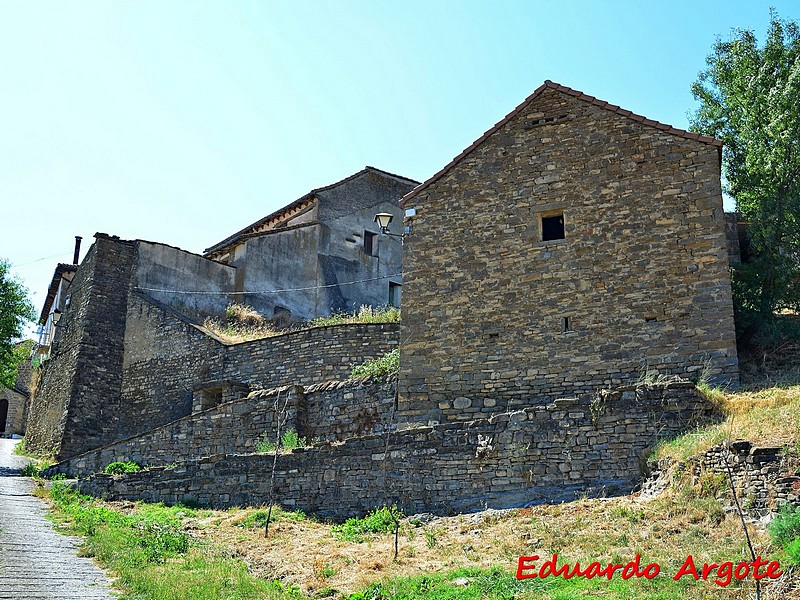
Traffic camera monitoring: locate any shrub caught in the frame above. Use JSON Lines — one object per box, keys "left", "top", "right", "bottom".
{"left": 351, "top": 349, "right": 400, "bottom": 379}
{"left": 769, "top": 503, "right": 800, "bottom": 564}
{"left": 237, "top": 508, "right": 306, "bottom": 528}
{"left": 332, "top": 506, "right": 400, "bottom": 542}
{"left": 104, "top": 461, "right": 142, "bottom": 475}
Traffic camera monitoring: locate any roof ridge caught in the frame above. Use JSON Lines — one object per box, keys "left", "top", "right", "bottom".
{"left": 402, "top": 80, "right": 721, "bottom": 204}
{"left": 205, "top": 167, "right": 418, "bottom": 256}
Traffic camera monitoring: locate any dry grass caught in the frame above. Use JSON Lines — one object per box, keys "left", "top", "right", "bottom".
{"left": 203, "top": 304, "right": 400, "bottom": 344}
{"left": 652, "top": 341, "right": 800, "bottom": 463}
{"left": 148, "top": 486, "right": 793, "bottom": 599}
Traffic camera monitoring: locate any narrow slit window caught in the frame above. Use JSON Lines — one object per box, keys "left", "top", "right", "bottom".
{"left": 542, "top": 213, "right": 565, "bottom": 241}
{"left": 563, "top": 316, "right": 571, "bottom": 332}
{"left": 364, "top": 231, "right": 377, "bottom": 256}
{"left": 389, "top": 282, "right": 402, "bottom": 308}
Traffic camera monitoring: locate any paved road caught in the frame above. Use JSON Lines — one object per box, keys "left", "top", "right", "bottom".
{"left": 0, "top": 439, "right": 116, "bottom": 599}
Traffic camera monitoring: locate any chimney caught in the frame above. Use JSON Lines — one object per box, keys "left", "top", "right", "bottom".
{"left": 73, "top": 236, "right": 82, "bottom": 265}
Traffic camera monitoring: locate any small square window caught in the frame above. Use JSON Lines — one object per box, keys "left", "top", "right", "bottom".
{"left": 364, "top": 231, "right": 377, "bottom": 256}
{"left": 541, "top": 213, "right": 565, "bottom": 241}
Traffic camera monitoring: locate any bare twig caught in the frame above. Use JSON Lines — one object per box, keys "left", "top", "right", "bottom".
{"left": 721, "top": 442, "right": 761, "bottom": 600}
{"left": 265, "top": 388, "right": 291, "bottom": 538}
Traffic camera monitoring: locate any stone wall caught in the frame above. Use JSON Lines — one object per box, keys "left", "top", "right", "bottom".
{"left": 399, "top": 85, "right": 739, "bottom": 427}
{"left": 1, "top": 354, "right": 33, "bottom": 436}
{"left": 47, "top": 378, "right": 397, "bottom": 478}
{"left": 644, "top": 440, "right": 800, "bottom": 517}
{"left": 76, "top": 381, "right": 718, "bottom": 519}
{"left": 222, "top": 323, "right": 399, "bottom": 390}
{"left": 28, "top": 230, "right": 399, "bottom": 459}
{"left": 134, "top": 240, "right": 237, "bottom": 321}
{"left": 0, "top": 389, "right": 27, "bottom": 437}
{"left": 26, "top": 235, "right": 136, "bottom": 457}
{"left": 119, "top": 292, "right": 225, "bottom": 441}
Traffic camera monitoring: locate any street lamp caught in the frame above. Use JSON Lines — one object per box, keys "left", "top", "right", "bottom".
{"left": 373, "top": 213, "right": 405, "bottom": 240}
{"left": 52, "top": 309, "right": 62, "bottom": 326}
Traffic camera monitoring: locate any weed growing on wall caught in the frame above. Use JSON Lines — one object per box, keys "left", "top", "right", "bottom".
{"left": 309, "top": 305, "right": 400, "bottom": 328}
{"left": 351, "top": 349, "right": 399, "bottom": 379}
{"left": 204, "top": 303, "right": 399, "bottom": 343}
{"left": 104, "top": 461, "right": 142, "bottom": 475}
{"left": 256, "top": 428, "right": 307, "bottom": 453}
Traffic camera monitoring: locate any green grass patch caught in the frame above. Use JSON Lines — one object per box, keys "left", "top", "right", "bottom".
{"left": 332, "top": 506, "right": 400, "bottom": 542}
{"left": 649, "top": 383, "right": 800, "bottom": 463}
{"left": 769, "top": 504, "right": 800, "bottom": 565}
{"left": 13, "top": 437, "right": 55, "bottom": 465}
{"left": 45, "top": 481, "right": 307, "bottom": 600}
{"left": 347, "top": 564, "right": 711, "bottom": 600}
{"left": 309, "top": 305, "right": 400, "bottom": 328}
{"left": 237, "top": 507, "right": 307, "bottom": 529}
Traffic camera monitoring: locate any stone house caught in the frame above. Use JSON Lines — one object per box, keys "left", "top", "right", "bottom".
{"left": 25, "top": 166, "right": 414, "bottom": 458}
{"left": 203, "top": 166, "right": 418, "bottom": 320}
{"left": 398, "top": 80, "right": 739, "bottom": 426}
{"left": 1, "top": 344, "right": 33, "bottom": 437}
{"left": 26, "top": 82, "right": 751, "bottom": 518}
{"left": 35, "top": 262, "right": 78, "bottom": 360}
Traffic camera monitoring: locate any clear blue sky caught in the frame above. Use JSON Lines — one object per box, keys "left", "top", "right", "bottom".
{"left": 3, "top": 0, "right": 797, "bottom": 333}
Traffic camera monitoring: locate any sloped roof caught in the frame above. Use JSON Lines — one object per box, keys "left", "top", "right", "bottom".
{"left": 204, "top": 166, "right": 419, "bottom": 256}
{"left": 402, "top": 80, "right": 722, "bottom": 204}
{"left": 38, "top": 263, "right": 77, "bottom": 324}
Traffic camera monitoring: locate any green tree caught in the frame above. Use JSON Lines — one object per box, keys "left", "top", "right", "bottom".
{"left": 0, "top": 259, "right": 35, "bottom": 388}
{"left": 690, "top": 11, "right": 800, "bottom": 343}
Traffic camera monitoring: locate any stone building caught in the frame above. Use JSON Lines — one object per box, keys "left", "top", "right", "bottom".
{"left": 35, "top": 263, "right": 77, "bottom": 360}
{"left": 204, "top": 166, "right": 418, "bottom": 319}
{"left": 1, "top": 344, "right": 32, "bottom": 437}
{"left": 398, "top": 80, "right": 739, "bottom": 426}
{"left": 27, "top": 82, "right": 749, "bottom": 518}
{"left": 26, "top": 165, "right": 414, "bottom": 459}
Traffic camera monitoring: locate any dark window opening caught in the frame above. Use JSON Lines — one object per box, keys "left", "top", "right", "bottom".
{"left": 563, "top": 316, "right": 571, "bottom": 332}
{"left": 645, "top": 317, "right": 657, "bottom": 323}
{"left": 0, "top": 399, "right": 8, "bottom": 433}
{"left": 364, "top": 231, "right": 377, "bottom": 256}
{"left": 273, "top": 306, "right": 292, "bottom": 327}
{"left": 389, "top": 282, "right": 402, "bottom": 308}
{"left": 198, "top": 388, "right": 223, "bottom": 412}
{"left": 542, "top": 214, "right": 565, "bottom": 241}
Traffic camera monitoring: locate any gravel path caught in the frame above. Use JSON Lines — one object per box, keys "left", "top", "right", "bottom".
{"left": 0, "top": 438, "right": 116, "bottom": 599}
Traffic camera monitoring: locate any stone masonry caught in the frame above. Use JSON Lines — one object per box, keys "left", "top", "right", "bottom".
{"left": 645, "top": 440, "right": 800, "bottom": 517}
{"left": 46, "top": 378, "right": 397, "bottom": 479}
{"left": 75, "top": 380, "right": 719, "bottom": 518}
{"left": 30, "top": 83, "right": 746, "bottom": 521}
{"left": 27, "top": 234, "right": 399, "bottom": 460}
{"left": 399, "top": 81, "right": 739, "bottom": 427}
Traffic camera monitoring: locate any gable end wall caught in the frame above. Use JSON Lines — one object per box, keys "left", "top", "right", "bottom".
{"left": 399, "top": 87, "right": 738, "bottom": 425}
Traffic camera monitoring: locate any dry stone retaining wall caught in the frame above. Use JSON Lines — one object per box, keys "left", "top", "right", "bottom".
{"left": 46, "top": 379, "right": 397, "bottom": 478}
{"left": 27, "top": 231, "right": 400, "bottom": 460}
{"left": 76, "top": 381, "right": 719, "bottom": 519}
{"left": 673, "top": 440, "right": 798, "bottom": 516}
